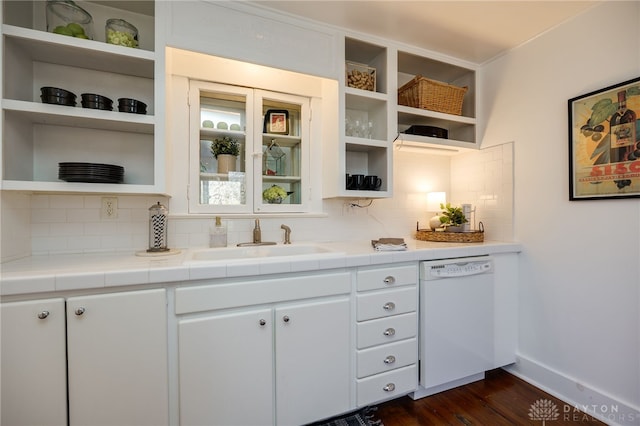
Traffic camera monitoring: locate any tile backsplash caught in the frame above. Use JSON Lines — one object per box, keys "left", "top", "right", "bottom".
{"left": 1, "top": 143, "right": 514, "bottom": 262}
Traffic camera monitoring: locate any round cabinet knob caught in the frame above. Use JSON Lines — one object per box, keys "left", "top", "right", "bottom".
{"left": 383, "top": 355, "right": 396, "bottom": 364}
{"left": 37, "top": 311, "right": 50, "bottom": 320}
{"left": 282, "top": 315, "right": 290, "bottom": 323}
{"left": 383, "top": 276, "right": 396, "bottom": 285}
{"left": 383, "top": 302, "right": 395, "bottom": 311}
{"left": 74, "top": 307, "right": 85, "bottom": 316}
{"left": 259, "top": 319, "right": 266, "bottom": 326}
{"left": 383, "top": 327, "right": 396, "bottom": 336}
{"left": 383, "top": 383, "right": 396, "bottom": 392}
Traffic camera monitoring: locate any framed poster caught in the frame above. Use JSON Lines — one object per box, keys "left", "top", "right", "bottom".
{"left": 568, "top": 76, "right": 640, "bottom": 200}
{"left": 263, "top": 109, "right": 289, "bottom": 135}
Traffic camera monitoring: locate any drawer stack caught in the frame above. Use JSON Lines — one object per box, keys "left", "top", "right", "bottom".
{"left": 355, "top": 264, "right": 418, "bottom": 406}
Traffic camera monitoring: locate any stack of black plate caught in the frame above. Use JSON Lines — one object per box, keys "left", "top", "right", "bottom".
{"left": 58, "top": 162, "right": 124, "bottom": 183}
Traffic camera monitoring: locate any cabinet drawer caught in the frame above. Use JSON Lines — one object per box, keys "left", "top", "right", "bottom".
{"left": 357, "top": 265, "right": 417, "bottom": 291}
{"left": 356, "top": 286, "right": 416, "bottom": 321}
{"left": 356, "top": 365, "right": 417, "bottom": 407}
{"left": 357, "top": 338, "right": 417, "bottom": 378}
{"left": 357, "top": 312, "right": 417, "bottom": 349}
{"left": 175, "top": 272, "right": 350, "bottom": 314}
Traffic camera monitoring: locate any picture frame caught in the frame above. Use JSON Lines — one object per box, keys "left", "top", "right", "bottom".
{"left": 568, "top": 76, "right": 640, "bottom": 200}
{"left": 263, "top": 109, "right": 289, "bottom": 135}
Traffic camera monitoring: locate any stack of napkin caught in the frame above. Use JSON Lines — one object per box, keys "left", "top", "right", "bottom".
{"left": 371, "top": 238, "right": 407, "bottom": 251}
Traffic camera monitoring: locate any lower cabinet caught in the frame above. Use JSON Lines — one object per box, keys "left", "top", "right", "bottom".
{"left": 1, "top": 289, "right": 169, "bottom": 426}
{"left": 355, "top": 264, "right": 419, "bottom": 407}
{"left": 176, "top": 273, "right": 352, "bottom": 426}
{"left": 1, "top": 298, "right": 67, "bottom": 426}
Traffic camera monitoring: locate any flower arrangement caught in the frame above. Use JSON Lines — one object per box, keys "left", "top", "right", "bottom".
{"left": 211, "top": 136, "right": 240, "bottom": 158}
{"left": 262, "top": 185, "right": 288, "bottom": 203}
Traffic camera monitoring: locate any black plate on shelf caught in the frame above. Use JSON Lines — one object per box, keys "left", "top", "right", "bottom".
{"left": 58, "top": 162, "right": 124, "bottom": 184}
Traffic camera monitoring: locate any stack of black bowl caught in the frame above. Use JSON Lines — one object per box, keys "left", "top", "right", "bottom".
{"left": 40, "top": 87, "right": 76, "bottom": 106}
{"left": 118, "top": 98, "right": 147, "bottom": 114}
{"left": 81, "top": 93, "right": 113, "bottom": 110}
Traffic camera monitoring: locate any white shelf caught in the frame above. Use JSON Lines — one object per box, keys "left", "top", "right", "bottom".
{"left": 3, "top": 99, "right": 154, "bottom": 134}
{"left": 396, "top": 105, "right": 476, "bottom": 126}
{"left": 2, "top": 25, "right": 155, "bottom": 78}
{"left": 1, "top": 180, "right": 161, "bottom": 195}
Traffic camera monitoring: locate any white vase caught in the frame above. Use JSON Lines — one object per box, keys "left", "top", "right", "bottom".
{"left": 217, "top": 154, "right": 237, "bottom": 174}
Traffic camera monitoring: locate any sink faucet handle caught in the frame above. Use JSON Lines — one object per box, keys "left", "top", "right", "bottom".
{"left": 253, "top": 219, "right": 261, "bottom": 243}
{"left": 281, "top": 224, "right": 291, "bottom": 244}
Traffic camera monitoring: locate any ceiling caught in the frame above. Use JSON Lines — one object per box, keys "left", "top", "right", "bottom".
{"left": 254, "top": 1, "right": 599, "bottom": 64}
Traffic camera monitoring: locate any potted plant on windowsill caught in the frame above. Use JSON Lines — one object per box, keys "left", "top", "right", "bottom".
{"left": 211, "top": 136, "right": 240, "bottom": 174}
{"left": 439, "top": 203, "right": 468, "bottom": 232}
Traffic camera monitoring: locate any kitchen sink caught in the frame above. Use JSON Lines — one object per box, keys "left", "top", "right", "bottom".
{"left": 187, "top": 244, "right": 339, "bottom": 262}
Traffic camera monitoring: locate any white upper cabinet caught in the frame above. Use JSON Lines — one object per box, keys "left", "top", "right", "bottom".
{"left": 188, "top": 81, "right": 311, "bottom": 214}
{"left": 1, "top": 1, "right": 163, "bottom": 194}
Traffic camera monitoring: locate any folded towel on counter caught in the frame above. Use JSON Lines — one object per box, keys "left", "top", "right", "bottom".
{"left": 371, "top": 238, "right": 407, "bottom": 251}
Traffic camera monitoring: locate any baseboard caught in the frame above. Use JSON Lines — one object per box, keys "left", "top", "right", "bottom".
{"left": 504, "top": 354, "right": 640, "bottom": 426}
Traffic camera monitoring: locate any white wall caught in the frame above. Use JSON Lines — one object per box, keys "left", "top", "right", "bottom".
{"left": 480, "top": 2, "right": 640, "bottom": 424}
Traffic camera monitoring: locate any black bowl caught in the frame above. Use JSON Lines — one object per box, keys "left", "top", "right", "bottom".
{"left": 81, "top": 93, "right": 113, "bottom": 110}
{"left": 40, "top": 86, "right": 76, "bottom": 106}
{"left": 117, "top": 98, "right": 147, "bottom": 114}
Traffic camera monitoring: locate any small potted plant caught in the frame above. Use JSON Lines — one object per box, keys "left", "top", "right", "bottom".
{"left": 439, "top": 203, "right": 468, "bottom": 232}
{"left": 211, "top": 136, "right": 240, "bottom": 174}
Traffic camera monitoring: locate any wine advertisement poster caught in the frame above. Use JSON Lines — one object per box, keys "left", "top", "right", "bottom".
{"left": 569, "top": 77, "right": 640, "bottom": 200}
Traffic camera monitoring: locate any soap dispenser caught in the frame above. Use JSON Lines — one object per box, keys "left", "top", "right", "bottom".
{"left": 209, "top": 216, "right": 227, "bottom": 248}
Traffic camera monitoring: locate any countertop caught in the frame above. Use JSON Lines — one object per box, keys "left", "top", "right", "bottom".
{"left": 0, "top": 239, "right": 521, "bottom": 297}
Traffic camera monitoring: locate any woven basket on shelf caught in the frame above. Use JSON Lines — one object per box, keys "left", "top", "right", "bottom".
{"left": 415, "top": 223, "right": 484, "bottom": 243}
{"left": 398, "top": 75, "right": 468, "bottom": 116}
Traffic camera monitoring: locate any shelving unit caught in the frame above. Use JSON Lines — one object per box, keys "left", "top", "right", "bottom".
{"left": 1, "top": 1, "right": 160, "bottom": 194}
{"left": 395, "top": 50, "right": 477, "bottom": 151}
{"left": 324, "top": 35, "right": 478, "bottom": 199}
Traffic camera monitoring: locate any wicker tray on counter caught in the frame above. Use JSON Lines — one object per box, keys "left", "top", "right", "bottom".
{"left": 415, "top": 223, "right": 484, "bottom": 243}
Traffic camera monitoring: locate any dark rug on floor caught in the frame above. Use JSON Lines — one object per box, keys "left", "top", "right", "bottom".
{"left": 307, "top": 407, "right": 383, "bottom": 426}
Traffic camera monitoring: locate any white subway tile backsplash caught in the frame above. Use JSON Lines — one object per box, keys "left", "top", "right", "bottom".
{"left": 2, "top": 144, "right": 514, "bottom": 260}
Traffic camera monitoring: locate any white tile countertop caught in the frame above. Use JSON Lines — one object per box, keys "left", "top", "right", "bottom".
{"left": 0, "top": 239, "right": 521, "bottom": 296}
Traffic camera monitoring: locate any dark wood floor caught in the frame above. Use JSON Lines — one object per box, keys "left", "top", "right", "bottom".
{"left": 374, "top": 369, "right": 606, "bottom": 425}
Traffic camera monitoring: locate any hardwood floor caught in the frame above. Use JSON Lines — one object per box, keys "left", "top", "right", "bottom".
{"left": 374, "top": 369, "right": 606, "bottom": 425}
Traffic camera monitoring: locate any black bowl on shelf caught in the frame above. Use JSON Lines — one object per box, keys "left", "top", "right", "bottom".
{"left": 40, "top": 86, "right": 77, "bottom": 106}
{"left": 117, "top": 98, "right": 147, "bottom": 114}
{"left": 81, "top": 93, "right": 113, "bottom": 111}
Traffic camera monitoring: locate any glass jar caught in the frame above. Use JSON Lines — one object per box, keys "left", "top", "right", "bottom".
{"left": 46, "top": 0, "right": 93, "bottom": 40}
{"left": 105, "top": 18, "right": 139, "bottom": 48}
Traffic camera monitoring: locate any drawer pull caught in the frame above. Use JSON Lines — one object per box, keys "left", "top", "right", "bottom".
{"left": 74, "top": 307, "right": 85, "bottom": 316}
{"left": 383, "top": 355, "right": 396, "bottom": 364}
{"left": 383, "top": 302, "right": 395, "bottom": 311}
{"left": 259, "top": 319, "right": 266, "bottom": 326}
{"left": 383, "top": 383, "right": 396, "bottom": 392}
{"left": 283, "top": 315, "right": 290, "bottom": 323}
{"left": 37, "top": 311, "right": 50, "bottom": 320}
{"left": 383, "top": 327, "right": 395, "bottom": 336}
{"left": 383, "top": 276, "right": 396, "bottom": 285}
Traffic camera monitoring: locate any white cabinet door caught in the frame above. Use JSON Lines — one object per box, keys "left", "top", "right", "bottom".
{"left": 1, "top": 298, "right": 67, "bottom": 426}
{"left": 178, "top": 308, "right": 274, "bottom": 426}
{"left": 275, "top": 297, "right": 351, "bottom": 426}
{"left": 66, "top": 289, "right": 168, "bottom": 426}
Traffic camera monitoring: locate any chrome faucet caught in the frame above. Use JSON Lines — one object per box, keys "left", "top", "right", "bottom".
{"left": 281, "top": 224, "right": 291, "bottom": 244}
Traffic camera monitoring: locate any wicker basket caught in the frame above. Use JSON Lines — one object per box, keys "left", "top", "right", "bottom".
{"left": 415, "top": 228, "right": 484, "bottom": 243}
{"left": 398, "top": 75, "right": 468, "bottom": 116}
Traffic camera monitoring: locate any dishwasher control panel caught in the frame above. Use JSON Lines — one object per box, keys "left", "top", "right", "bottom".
{"left": 421, "top": 256, "right": 493, "bottom": 280}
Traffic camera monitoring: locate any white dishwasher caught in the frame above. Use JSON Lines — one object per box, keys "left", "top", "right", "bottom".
{"left": 411, "top": 255, "right": 495, "bottom": 400}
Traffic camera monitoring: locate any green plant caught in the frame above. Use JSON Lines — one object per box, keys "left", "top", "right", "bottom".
{"left": 211, "top": 136, "right": 240, "bottom": 158}
{"left": 439, "top": 203, "right": 468, "bottom": 227}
